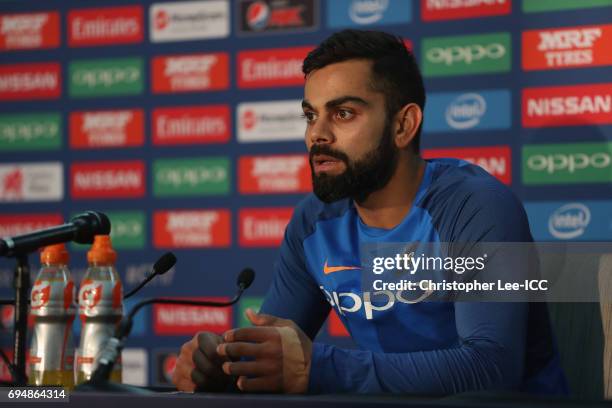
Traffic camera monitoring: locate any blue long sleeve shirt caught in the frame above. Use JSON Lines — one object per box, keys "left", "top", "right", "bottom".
{"left": 260, "top": 159, "right": 568, "bottom": 395}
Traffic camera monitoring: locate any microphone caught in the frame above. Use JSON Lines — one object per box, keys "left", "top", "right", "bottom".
{"left": 0, "top": 211, "right": 111, "bottom": 257}
{"left": 124, "top": 252, "right": 177, "bottom": 299}
{"left": 85, "top": 268, "right": 256, "bottom": 386}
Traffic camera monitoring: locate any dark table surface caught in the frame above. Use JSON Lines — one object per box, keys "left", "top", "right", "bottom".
{"left": 5, "top": 385, "right": 612, "bottom": 408}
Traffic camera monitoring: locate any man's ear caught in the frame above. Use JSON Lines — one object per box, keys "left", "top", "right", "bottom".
{"left": 394, "top": 103, "right": 422, "bottom": 149}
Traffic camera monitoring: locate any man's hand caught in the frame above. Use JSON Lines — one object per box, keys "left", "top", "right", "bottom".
{"left": 217, "top": 309, "right": 312, "bottom": 393}
{"left": 172, "top": 331, "right": 232, "bottom": 392}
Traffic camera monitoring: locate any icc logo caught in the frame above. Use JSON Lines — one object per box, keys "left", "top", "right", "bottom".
{"left": 154, "top": 10, "right": 169, "bottom": 30}
{"left": 242, "top": 110, "right": 257, "bottom": 130}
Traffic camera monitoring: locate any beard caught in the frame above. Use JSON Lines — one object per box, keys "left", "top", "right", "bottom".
{"left": 309, "top": 119, "right": 399, "bottom": 204}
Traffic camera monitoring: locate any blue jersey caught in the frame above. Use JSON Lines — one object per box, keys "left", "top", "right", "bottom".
{"left": 261, "top": 158, "right": 568, "bottom": 395}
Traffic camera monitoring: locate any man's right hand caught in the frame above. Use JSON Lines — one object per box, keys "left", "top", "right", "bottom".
{"left": 172, "top": 332, "right": 232, "bottom": 392}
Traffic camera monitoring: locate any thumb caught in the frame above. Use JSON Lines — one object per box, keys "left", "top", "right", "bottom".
{"left": 246, "top": 308, "right": 289, "bottom": 327}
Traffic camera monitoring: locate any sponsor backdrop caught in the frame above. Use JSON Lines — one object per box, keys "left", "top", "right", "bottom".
{"left": 0, "top": 0, "right": 611, "bottom": 385}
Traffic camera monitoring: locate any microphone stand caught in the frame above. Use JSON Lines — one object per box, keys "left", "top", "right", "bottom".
{"left": 12, "top": 253, "right": 30, "bottom": 385}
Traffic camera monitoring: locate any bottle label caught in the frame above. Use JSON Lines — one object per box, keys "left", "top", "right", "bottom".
{"left": 30, "top": 278, "right": 76, "bottom": 316}
{"left": 78, "top": 279, "right": 123, "bottom": 317}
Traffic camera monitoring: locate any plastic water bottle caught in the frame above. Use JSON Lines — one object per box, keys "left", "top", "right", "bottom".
{"left": 28, "top": 243, "right": 76, "bottom": 388}
{"left": 75, "top": 235, "right": 123, "bottom": 384}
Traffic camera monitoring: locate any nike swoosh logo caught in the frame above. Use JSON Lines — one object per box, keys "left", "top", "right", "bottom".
{"left": 323, "top": 260, "right": 360, "bottom": 275}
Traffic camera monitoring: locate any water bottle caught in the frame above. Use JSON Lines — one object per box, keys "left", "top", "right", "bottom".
{"left": 75, "top": 235, "right": 123, "bottom": 384}
{"left": 28, "top": 243, "right": 76, "bottom": 388}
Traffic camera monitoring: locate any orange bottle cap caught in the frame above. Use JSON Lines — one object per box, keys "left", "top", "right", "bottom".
{"left": 40, "top": 243, "right": 69, "bottom": 265}
{"left": 87, "top": 235, "right": 116, "bottom": 265}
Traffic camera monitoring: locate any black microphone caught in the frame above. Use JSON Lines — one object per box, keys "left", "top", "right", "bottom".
{"left": 0, "top": 211, "right": 111, "bottom": 257}
{"left": 124, "top": 252, "right": 177, "bottom": 299}
{"left": 85, "top": 268, "right": 256, "bottom": 386}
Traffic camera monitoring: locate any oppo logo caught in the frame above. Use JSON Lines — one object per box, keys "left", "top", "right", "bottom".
{"left": 321, "top": 286, "right": 431, "bottom": 320}
{"left": 157, "top": 166, "right": 227, "bottom": 187}
{"left": 113, "top": 219, "right": 142, "bottom": 238}
{"left": 527, "top": 152, "right": 610, "bottom": 174}
{"left": 427, "top": 43, "right": 505, "bottom": 65}
{"left": 445, "top": 93, "right": 486, "bottom": 129}
{"left": 548, "top": 203, "right": 590, "bottom": 240}
{"left": 349, "top": 0, "right": 389, "bottom": 24}
{"left": 74, "top": 67, "right": 140, "bottom": 87}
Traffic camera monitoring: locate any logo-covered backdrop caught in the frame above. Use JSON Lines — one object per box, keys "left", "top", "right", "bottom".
{"left": 0, "top": 0, "right": 611, "bottom": 385}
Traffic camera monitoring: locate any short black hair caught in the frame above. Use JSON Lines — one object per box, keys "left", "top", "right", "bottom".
{"left": 303, "top": 29, "right": 426, "bottom": 153}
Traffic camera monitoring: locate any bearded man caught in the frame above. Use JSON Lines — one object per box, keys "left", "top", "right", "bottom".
{"left": 172, "top": 29, "right": 568, "bottom": 396}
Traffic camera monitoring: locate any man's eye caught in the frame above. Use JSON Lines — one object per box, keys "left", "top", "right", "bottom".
{"left": 301, "top": 112, "right": 316, "bottom": 122}
{"left": 335, "top": 110, "right": 354, "bottom": 120}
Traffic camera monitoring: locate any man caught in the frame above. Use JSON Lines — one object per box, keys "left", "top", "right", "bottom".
{"left": 172, "top": 29, "right": 568, "bottom": 395}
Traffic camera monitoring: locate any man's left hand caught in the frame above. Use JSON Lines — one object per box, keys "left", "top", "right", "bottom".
{"left": 217, "top": 309, "right": 312, "bottom": 393}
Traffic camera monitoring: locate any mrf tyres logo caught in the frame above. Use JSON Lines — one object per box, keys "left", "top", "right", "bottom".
{"left": 151, "top": 0, "right": 229, "bottom": 42}
{"left": 69, "top": 57, "right": 143, "bottom": 98}
{"left": 153, "top": 210, "right": 231, "bottom": 248}
{"left": 152, "top": 53, "right": 229, "bottom": 93}
{"left": 0, "top": 163, "right": 63, "bottom": 202}
{"left": 238, "top": 0, "right": 318, "bottom": 34}
{"left": 522, "top": 142, "right": 612, "bottom": 184}
{"left": 239, "top": 154, "right": 311, "bottom": 194}
{"left": 422, "top": 32, "right": 511, "bottom": 77}
{"left": 421, "top": 0, "right": 511, "bottom": 21}
{"left": 0, "top": 11, "right": 60, "bottom": 50}
{"left": 0, "top": 113, "right": 61, "bottom": 151}
{"left": 71, "top": 161, "right": 145, "bottom": 199}
{"left": 152, "top": 105, "right": 230, "bottom": 145}
{"left": 70, "top": 109, "right": 144, "bottom": 149}
{"left": 0, "top": 63, "right": 61, "bottom": 101}
{"left": 522, "top": 83, "right": 612, "bottom": 127}
{"left": 523, "top": 24, "right": 612, "bottom": 71}
{"left": 153, "top": 157, "right": 230, "bottom": 197}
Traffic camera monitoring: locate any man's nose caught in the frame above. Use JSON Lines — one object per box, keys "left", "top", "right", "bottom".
{"left": 307, "top": 116, "right": 334, "bottom": 146}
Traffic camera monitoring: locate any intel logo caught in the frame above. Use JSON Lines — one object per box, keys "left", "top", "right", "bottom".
{"left": 445, "top": 93, "right": 486, "bottom": 130}
{"left": 349, "top": 0, "right": 389, "bottom": 25}
{"left": 548, "top": 203, "right": 591, "bottom": 240}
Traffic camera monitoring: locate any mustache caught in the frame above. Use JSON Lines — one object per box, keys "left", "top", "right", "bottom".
{"left": 309, "top": 144, "right": 350, "bottom": 164}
